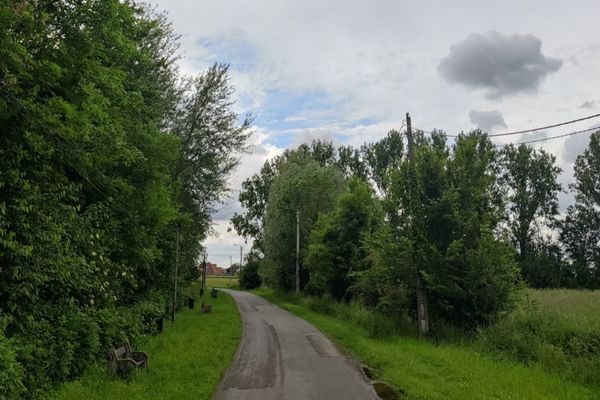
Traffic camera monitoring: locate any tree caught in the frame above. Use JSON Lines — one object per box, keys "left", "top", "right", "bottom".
{"left": 232, "top": 140, "right": 366, "bottom": 252}
{"left": 239, "top": 253, "right": 262, "bottom": 289}
{"left": 261, "top": 158, "right": 345, "bottom": 291}
{"left": 361, "top": 129, "right": 404, "bottom": 195}
{"left": 498, "top": 144, "right": 562, "bottom": 261}
{"left": 174, "top": 63, "right": 252, "bottom": 229}
{"left": 561, "top": 131, "right": 600, "bottom": 289}
{"left": 231, "top": 157, "right": 280, "bottom": 252}
{"left": 363, "top": 132, "right": 522, "bottom": 329}
{"left": 304, "top": 178, "right": 381, "bottom": 300}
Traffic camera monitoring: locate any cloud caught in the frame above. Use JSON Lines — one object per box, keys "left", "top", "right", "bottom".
{"left": 562, "top": 125, "right": 599, "bottom": 163}
{"left": 518, "top": 130, "right": 548, "bottom": 143}
{"left": 580, "top": 100, "right": 597, "bottom": 109}
{"left": 438, "top": 31, "right": 562, "bottom": 99}
{"left": 469, "top": 110, "right": 507, "bottom": 132}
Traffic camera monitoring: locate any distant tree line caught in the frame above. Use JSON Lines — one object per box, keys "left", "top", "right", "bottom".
{"left": 0, "top": 2, "right": 249, "bottom": 398}
{"left": 233, "top": 129, "right": 600, "bottom": 329}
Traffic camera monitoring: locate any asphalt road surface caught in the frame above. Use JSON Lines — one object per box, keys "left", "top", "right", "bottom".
{"left": 213, "top": 290, "right": 379, "bottom": 400}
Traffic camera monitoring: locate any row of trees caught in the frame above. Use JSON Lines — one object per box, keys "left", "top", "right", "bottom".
{"left": 0, "top": 1, "right": 249, "bottom": 398}
{"left": 233, "top": 129, "right": 600, "bottom": 329}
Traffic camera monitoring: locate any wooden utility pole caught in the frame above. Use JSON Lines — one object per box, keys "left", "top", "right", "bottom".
{"left": 202, "top": 251, "right": 207, "bottom": 295}
{"left": 295, "top": 210, "right": 300, "bottom": 294}
{"left": 172, "top": 223, "right": 179, "bottom": 323}
{"left": 406, "top": 112, "right": 430, "bottom": 336}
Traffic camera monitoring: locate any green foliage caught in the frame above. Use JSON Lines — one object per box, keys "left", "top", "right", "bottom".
{"left": 498, "top": 144, "right": 562, "bottom": 261}
{"left": 0, "top": 326, "right": 25, "bottom": 400}
{"left": 351, "top": 228, "right": 414, "bottom": 315}
{"left": 363, "top": 132, "right": 523, "bottom": 329}
{"left": 0, "top": 2, "right": 248, "bottom": 397}
{"left": 239, "top": 254, "right": 262, "bottom": 289}
{"left": 361, "top": 129, "right": 404, "bottom": 195}
{"left": 520, "top": 244, "right": 571, "bottom": 288}
{"left": 430, "top": 234, "right": 522, "bottom": 327}
{"left": 562, "top": 131, "right": 600, "bottom": 289}
{"left": 232, "top": 140, "right": 368, "bottom": 252}
{"left": 305, "top": 178, "right": 382, "bottom": 300}
{"left": 262, "top": 158, "right": 345, "bottom": 291}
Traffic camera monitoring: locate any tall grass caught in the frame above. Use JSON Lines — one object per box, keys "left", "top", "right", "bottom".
{"left": 528, "top": 289, "right": 600, "bottom": 332}
{"left": 477, "top": 289, "right": 600, "bottom": 386}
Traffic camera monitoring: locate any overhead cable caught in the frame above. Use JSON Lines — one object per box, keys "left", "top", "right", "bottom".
{"left": 493, "top": 126, "right": 599, "bottom": 147}
{"left": 411, "top": 112, "right": 600, "bottom": 139}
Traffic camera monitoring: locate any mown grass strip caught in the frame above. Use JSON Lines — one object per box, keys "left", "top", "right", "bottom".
{"left": 254, "top": 288, "right": 599, "bottom": 400}
{"left": 51, "top": 290, "right": 241, "bottom": 400}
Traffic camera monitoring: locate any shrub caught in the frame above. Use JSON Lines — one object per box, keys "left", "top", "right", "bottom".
{"left": 239, "top": 257, "right": 262, "bottom": 289}
{"left": 132, "top": 291, "right": 169, "bottom": 335}
{"left": 0, "top": 327, "right": 25, "bottom": 400}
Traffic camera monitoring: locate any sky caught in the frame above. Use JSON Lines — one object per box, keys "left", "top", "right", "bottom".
{"left": 152, "top": 0, "right": 600, "bottom": 267}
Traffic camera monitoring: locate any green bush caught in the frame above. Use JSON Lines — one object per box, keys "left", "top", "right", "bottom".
{"left": 0, "top": 327, "right": 25, "bottom": 400}
{"left": 132, "top": 291, "right": 169, "bottom": 335}
{"left": 2, "top": 293, "right": 169, "bottom": 399}
{"left": 11, "top": 306, "right": 103, "bottom": 395}
{"left": 239, "top": 257, "right": 262, "bottom": 289}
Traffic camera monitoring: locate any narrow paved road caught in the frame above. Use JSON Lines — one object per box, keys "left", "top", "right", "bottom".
{"left": 214, "top": 290, "right": 379, "bottom": 400}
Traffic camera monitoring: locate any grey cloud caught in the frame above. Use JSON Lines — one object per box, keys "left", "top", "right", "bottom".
{"left": 557, "top": 167, "right": 575, "bottom": 211}
{"left": 249, "top": 143, "right": 269, "bottom": 155}
{"left": 292, "top": 128, "right": 337, "bottom": 147}
{"left": 439, "top": 31, "right": 562, "bottom": 99}
{"left": 469, "top": 109, "right": 507, "bottom": 132}
{"left": 562, "top": 125, "right": 599, "bottom": 163}
{"left": 519, "top": 130, "right": 548, "bottom": 143}
{"left": 211, "top": 198, "right": 244, "bottom": 220}
{"left": 580, "top": 100, "right": 597, "bottom": 109}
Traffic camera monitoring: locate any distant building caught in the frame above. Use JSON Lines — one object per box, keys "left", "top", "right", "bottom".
{"left": 206, "top": 262, "right": 226, "bottom": 276}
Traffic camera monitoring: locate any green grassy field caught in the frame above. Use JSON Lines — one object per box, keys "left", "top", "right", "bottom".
{"left": 475, "top": 288, "right": 600, "bottom": 387}
{"left": 528, "top": 288, "right": 600, "bottom": 332}
{"left": 51, "top": 289, "right": 241, "bottom": 400}
{"left": 254, "top": 288, "right": 600, "bottom": 400}
{"left": 206, "top": 275, "right": 239, "bottom": 289}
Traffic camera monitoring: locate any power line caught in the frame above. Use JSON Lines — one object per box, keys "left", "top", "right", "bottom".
{"left": 493, "top": 126, "right": 599, "bottom": 147}
{"left": 411, "top": 112, "right": 600, "bottom": 139}
{"left": 488, "top": 112, "right": 600, "bottom": 137}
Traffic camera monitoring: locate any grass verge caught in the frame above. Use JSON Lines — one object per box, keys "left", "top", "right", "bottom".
{"left": 50, "top": 289, "right": 241, "bottom": 400}
{"left": 253, "top": 288, "right": 599, "bottom": 400}
{"left": 206, "top": 275, "right": 239, "bottom": 289}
